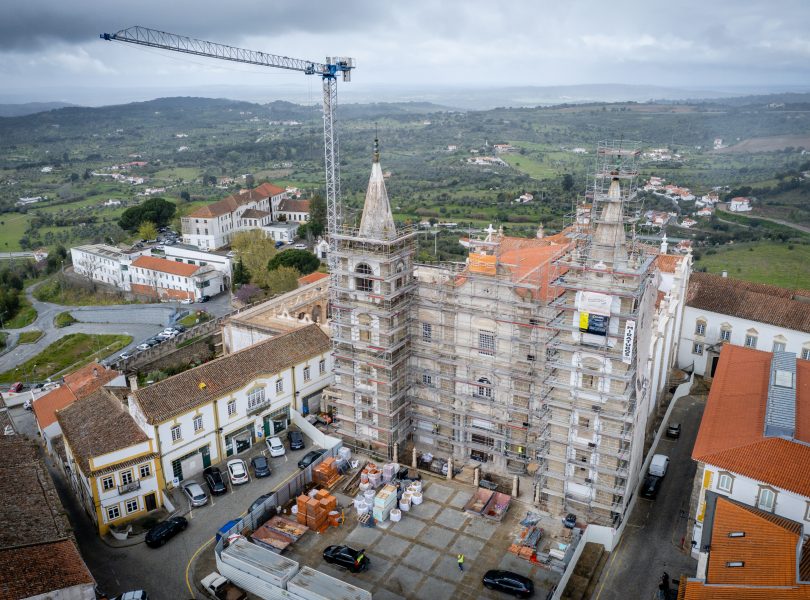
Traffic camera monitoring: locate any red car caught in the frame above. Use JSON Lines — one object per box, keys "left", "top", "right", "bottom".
{"left": 9, "top": 382, "right": 23, "bottom": 393}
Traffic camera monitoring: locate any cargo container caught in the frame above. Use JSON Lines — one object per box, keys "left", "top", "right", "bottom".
{"left": 286, "top": 566, "right": 372, "bottom": 600}
{"left": 217, "top": 537, "right": 299, "bottom": 593}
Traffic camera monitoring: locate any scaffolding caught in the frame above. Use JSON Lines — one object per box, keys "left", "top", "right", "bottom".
{"left": 539, "top": 140, "right": 656, "bottom": 526}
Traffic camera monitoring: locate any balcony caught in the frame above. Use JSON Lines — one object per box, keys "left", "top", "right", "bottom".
{"left": 118, "top": 480, "right": 141, "bottom": 495}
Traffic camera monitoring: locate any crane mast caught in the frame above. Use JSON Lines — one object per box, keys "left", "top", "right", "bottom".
{"left": 100, "top": 25, "right": 353, "bottom": 278}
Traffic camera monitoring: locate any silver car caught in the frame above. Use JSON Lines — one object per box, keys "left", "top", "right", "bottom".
{"left": 181, "top": 481, "right": 208, "bottom": 507}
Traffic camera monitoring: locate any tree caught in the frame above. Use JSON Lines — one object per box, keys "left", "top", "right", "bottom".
{"left": 180, "top": 190, "right": 191, "bottom": 202}
{"left": 118, "top": 197, "right": 176, "bottom": 231}
{"left": 235, "top": 283, "right": 262, "bottom": 304}
{"left": 265, "top": 266, "right": 300, "bottom": 295}
{"left": 267, "top": 249, "right": 320, "bottom": 275}
{"left": 232, "top": 257, "right": 252, "bottom": 288}
{"left": 138, "top": 221, "right": 159, "bottom": 242}
{"left": 231, "top": 230, "right": 277, "bottom": 288}
{"left": 245, "top": 174, "right": 255, "bottom": 188}
{"left": 562, "top": 173, "right": 575, "bottom": 192}
{"left": 307, "top": 193, "right": 326, "bottom": 237}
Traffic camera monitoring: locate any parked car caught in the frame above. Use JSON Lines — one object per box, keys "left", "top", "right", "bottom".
{"left": 293, "top": 243, "right": 307, "bottom": 250}
{"left": 111, "top": 592, "right": 149, "bottom": 600}
{"left": 180, "top": 298, "right": 193, "bottom": 304}
{"left": 162, "top": 328, "right": 179, "bottom": 336}
{"left": 119, "top": 352, "right": 132, "bottom": 360}
{"left": 182, "top": 481, "right": 209, "bottom": 507}
{"left": 136, "top": 343, "right": 151, "bottom": 352}
{"left": 666, "top": 423, "right": 681, "bottom": 439}
{"left": 274, "top": 241, "right": 285, "bottom": 249}
{"left": 322, "top": 545, "right": 369, "bottom": 573}
{"left": 250, "top": 455, "right": 271, "bottom": 478}
{"left": 266, "top": 436, "right": 286, "bottom": 457}
{"left": 173, "top": 324, "right": 187, "bottom": 332}
{"left": 640, "top": 474, "right": 663, "bottom": 500}
{"left": 199, "top": 295, "right": 211, "bottom": 303}
{"left": 288, "top": 430, "right": 305, "bottom": 451}
{"left": 227, "top": 459, "right": 250, "bottom": 485}
{"left": 9, "top": 382, "right": 24, "bottom": 393}
{"left": 482, "top": 570, "right": 535, "bottom": 598}
{"left": 649, "top": 454, "right": 670, "bottom": 477}
{"left": 145, "top": 516, "right": 188, "bottom": 548}
{"left": 203, "top": 467, "right": 228, "bottom": 495}
{"left": 297, "top": 448, "right": 327, "bottom": 469}
{"left": 248, "top": 493, "right": 275, "bottom": 516}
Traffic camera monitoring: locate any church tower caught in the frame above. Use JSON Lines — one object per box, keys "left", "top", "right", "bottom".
{"left": 330, "top": 138, "right": 416, "bottom": 456}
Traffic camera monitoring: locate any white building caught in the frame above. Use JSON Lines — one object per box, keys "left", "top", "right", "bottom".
{"left": 57, "top": 388, "right": 164, "bottom": 536}
{"left": 274, "top": 198, "right": 310, "bottom": 223}
{"left": 263, "top": 221, "right": 299, "bottom": 243}
{"left": 181, "top": 182, "right": 286, "bottom": 250}
{"left": 728, "top": 197, "right": 752, "bottom": 212}
{"left": 162, "top": 244, "right": 233, "bottom": 285}
{"left": 128, "top": 325, "right": 332, "bottom": 486}
{"left": 690, "top": 345, "right": 810, "bottom": 558}
{"left": 677, "top": 272, "right": 810, "bottom": 378}
{"left": 315, "top": 238, "right": 329, "bottom": 262}
{"left": 70, "top": 243, "right": 148, "bottom": 291}
{"left": 130, "top": 255, "right": 225, "bottom": 301}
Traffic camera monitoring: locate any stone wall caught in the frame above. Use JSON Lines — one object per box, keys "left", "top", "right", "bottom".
{"left": 134, "top": 334, "right": 219, "bottom": 374}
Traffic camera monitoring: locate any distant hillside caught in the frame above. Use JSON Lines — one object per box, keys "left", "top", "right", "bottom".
{"left": 0, "top": 101, "right": 78, "bottom": 117}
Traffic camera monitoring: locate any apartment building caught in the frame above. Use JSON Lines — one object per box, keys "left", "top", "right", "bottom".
{"left": 130, "top": 255, "right": 225, "bottom": 301}
{"left": 70, "top": 243, "right": 147, "bottom": 290}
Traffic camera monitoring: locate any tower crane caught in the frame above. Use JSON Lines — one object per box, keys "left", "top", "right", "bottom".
{"left": 100, "top": 25, "right": 354, "bottom": 268}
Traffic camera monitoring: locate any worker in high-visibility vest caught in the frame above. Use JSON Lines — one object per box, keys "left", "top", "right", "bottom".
{"left": 457, "top": 553, "right": 465, "bottom": 571}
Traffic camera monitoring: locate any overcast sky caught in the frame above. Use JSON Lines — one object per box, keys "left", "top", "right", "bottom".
{"left": 1, "top": 0, "right": 808, "bottom": 106}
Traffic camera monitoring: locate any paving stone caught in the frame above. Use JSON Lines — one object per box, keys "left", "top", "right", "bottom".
{"left": 498, "top": 553, "right": 536, "bottom": 577}
{"left": 449, "top": 491, "right": 471, "bottom": 509}
{"left": 416, "top": 576, "right": 459, "bottom": 600}
{"left": 371, "top": 589, "right": 407, "bottom": 600}
{"left": 433, "top": 554, "right": 468, "bottom": 583}
{"left": 420, "top": 524, "right": 458, "bottom": 549}
{"left": 345, "top": 526, "right": 383, "bottom": 547}
{"left": 453, "top": 534, "right": 485, "bottom": 561}
{"left": 409, "top": 500, "right": 441, "bottom": 520}
{"left": 463, "top": 517, "right": 499, "bottom": 540}
{"left": 402, "top": 545, "right": 441, "bottom": 571}
{"left": 382, "top": 566, "right": 424, "bottom": 597}
{"left": 435, "top": 506, "right": 469, "bottom": 529}
{"left": 423, "top": 483, "right": 454, "bottom": 503}
{"left": 389, "top": 516, "right": 427, "bottom": 538}
{"left": 374, "top": 534, "right": 412, "bottom": 558}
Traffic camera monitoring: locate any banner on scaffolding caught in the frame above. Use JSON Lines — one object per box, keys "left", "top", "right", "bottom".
{"left": 579, "top": 311, "right": 609, "bottom": 336}
{"left": 575, "top": 291, "right": 612, "bottom": 316}
{"left": 622, "top": 319, "right": 636, "bottom": 364}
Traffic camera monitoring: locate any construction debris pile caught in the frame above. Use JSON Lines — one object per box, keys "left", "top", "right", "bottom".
{"left": 509, "top": 512, "right": 544, "bottom": 561}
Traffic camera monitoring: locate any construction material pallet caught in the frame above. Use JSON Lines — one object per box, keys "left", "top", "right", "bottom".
{"left": 358, "top": 513, "right": 375, "bottom": 528}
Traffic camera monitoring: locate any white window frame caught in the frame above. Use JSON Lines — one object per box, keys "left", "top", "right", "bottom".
{"left": 106, "top": 505, "right": 121, "bottom": 521}
{"left": 170, "top": 425, "right": 182, "bottom": 442}
{"left": 303, "top": 366, "right": 311, "bottom": 382}
{"left": 479, "top": 330, "right": 495, "bottom": 356}
{"left": 275, "top": 379, "right": 283, "bottom": 393}
{"left": 120, "top": 470, "right": 133, "bottom": 486}
{"left": 745, "top": 334, "right": 758, "bottom": 348}
{"left": 247, "top": 388, "right": 265, "bottom": 409}
{"left": 227, "top": 400, "right": 237, "bottom": 416}
{"left": 717, "top": 472, "right": 734, "bottom": 493}
{"left": 802, "top": 346, "right": 810, "bottom": 361}
{"left": 192, "top": 415, "right": 204, "bottom": 432}
{"left": 319, "top": 359, "right": 326, "bottom": 375}
{"left": 422, "top": 374, "right": 433, "bottom": 386}
{"left": 125, "top": 499, "right": 139, "bottom": 514}
{"left": 757, "top": 487, "right": 776, "bottom": 512}
{"left": 101, "top": 476, "right": 115, "bottom": 491}
{"left": 422, "top": 322, "right": 432, "bottom": 342}
{"left": 693, "top": 342, "right": 704, "bottom": 356}
{"left": 695, "top": 321, "right": 706, "bottom": 336}
{"left": 720, "top": 328, "right": 731, "bottom": 342}
{"left": 773, "top": 341, "right": 786, "bottom": 353}
{"left": 476, "top": 377, "right": 493, "bottom": 399}
{"left": 139, "top": 464, "right": 151, "bottom": 479}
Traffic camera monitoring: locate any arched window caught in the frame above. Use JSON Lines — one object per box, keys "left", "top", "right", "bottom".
{"left": 745, "top": 328, "right": 758, "bottom": 349}
{"left": 772, "top": 335, "right": 788, "bottom": 353}
{"left": 476, "top": 377, "right": 493, "bottom": 399}
{"left": 355, "top": 263, "right": 373, "bottom": 292}
{"left": 695, "top": 318, "right": 707, "bottom": 336}
{"left": 719, "top": 323, "right": 732, "bottom": 342}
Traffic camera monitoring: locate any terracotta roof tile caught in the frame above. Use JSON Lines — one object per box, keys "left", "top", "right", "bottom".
{"left": 693, "top": 345, "right": 810, "bottom": 498}
{"left": 298, "top": 272, "right": 329, "bottom": 286}
{"left": 240, "top": 208, "right": 270, "bottom": 220}
{"left": 132, "top": 255, "right": 201, "bottom": 277}
{"left": 32, "top": 362, "right": 119, "bottom": 430}
{"left": 187, "top": 195, "right": 241, "bottom": 218}
{"left": 0, "top": 540, "right": 94, "bottom": 600}
{"left": 686, "top": 272, "right": 810, "bottom": 334}
{"left": 134, "top": 325, "right": 330, "bottom": 424}
{"left": 278, "top": 198, "right": 310, "bottom": 213}
{"left": 655, "top": 253, "right": 683, "bottom": 273}
{"left": 56, "top": 388, "right": 149, "bottom": 476}
{"left": 254, "top": 182, "right": 285, "bottom": 197}
{"left": 32, "top": 385, "right": 77, "bottom": 430}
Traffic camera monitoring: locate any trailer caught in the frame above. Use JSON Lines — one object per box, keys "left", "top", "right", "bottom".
{"left": 216, "top": 537, "right": 299, "bottom": 597}
{"left": 286, "top": 566, "right": 372, "bottom": 600}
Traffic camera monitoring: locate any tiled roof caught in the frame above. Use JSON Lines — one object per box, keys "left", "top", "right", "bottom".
{"left": 133, "top": 325, "right": 331, "bottom": 424}
{"left": 655, "top": 253, "right": 683, "bottom": 273}
{"left": 132, "top": 255, "right": 200, "bottom": 277}
{"left": 692, "top": 344, "right": 810, "bottom": 497}
{"left": 254, "top": 182, "right": 285, "bottom": 198}
{"left": 240, "top": 208, "right": 271, "bottom": 219}
{"left": 278, "top": 198, "right": 310, "bottom": 213}
{"left": 32, "top": 362, "right": 119, "bottom": 430}
{"left": 298, "top": 272, "right": 329, "bottom": 286}
{"left": 56, "top": 388, "right": 149, "bottom": 476}
{"left": 0, "top": 540, "right": 94, "bottom": 600}
{"left": 681, "top": 497, "right": 810, "bottom": 599}
{"left": 187, "top": 183, "right": 284, "bottom": 218}
{"left": 494, "top": 234, "right": 573, "bottom": 301}
{"left": 686, "top": 272, "right": 810, "bottom": 334}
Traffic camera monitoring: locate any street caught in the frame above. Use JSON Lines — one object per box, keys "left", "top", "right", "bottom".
{"left": 594, "top": 390, "right": 706, "bottom": 600}
{"left": 9, "top": 406, "right": 312, "bottom": 600}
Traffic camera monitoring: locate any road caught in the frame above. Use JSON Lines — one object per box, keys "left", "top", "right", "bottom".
{"left": 0, "top": 284, "right": 233, "bottom": 376}
{"left": 9, "top": 405, "right": 312, "bottom": 600}
{"left": 716, "top": 205, "right": 810, "bottom": 234}
{"left": 594, "top": 391, "right": 706, "bottom": 600}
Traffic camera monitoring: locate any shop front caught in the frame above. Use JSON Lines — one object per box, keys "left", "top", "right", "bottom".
{"left": 262, "top": 406, "right": 290, "bottom": 437}
{"left": 224, "top": 425, "right": 254, "bottom": 457}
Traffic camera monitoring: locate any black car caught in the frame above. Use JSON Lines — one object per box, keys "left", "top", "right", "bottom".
{"left": 288, "top": 430, "right": 305, "bottom": 451}
{"left": 145, "top": 516, "right": 188, "bottom": 548}
{"left": 250, "top": 455, "right": 271, "bottom": 478}
{"left": 482, "top": 570, "right": 534, "bottom": 598}
{"left": 666, "top": 423, "right": 681, "bottom": 439}
{"left": 322, "top": 545, "right": 369, "bottom": 573}
{"left": 640, "top": 474, "right": 663, "bottom": 499}
{"left": 203, "top": 467, "right": 228, "bottom": 495}
{"left": 173, "top": 324, "right": 187, "bottom": 332}
{"left": 297, "top": 448, "right": 327, "bottom": 469}
{"left": 248, "top": 493, "right": 277, "bottom": 519}
{"left": 199, "top": 295, "right": 211, "bottom": 303}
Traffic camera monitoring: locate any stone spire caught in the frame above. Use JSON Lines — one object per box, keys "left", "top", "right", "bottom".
{"left": 358, "top": 137, "right": 396, "bottom": 239}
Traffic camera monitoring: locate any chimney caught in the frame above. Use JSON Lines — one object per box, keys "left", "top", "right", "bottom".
{"left": 660, "top": 234, "right": 668, "bottom": 254}
{"left": 721, "top": 270, "right": 728, "bottom": 278}
{"left": 128, "top": 375, "right": 138, "bottom": 392}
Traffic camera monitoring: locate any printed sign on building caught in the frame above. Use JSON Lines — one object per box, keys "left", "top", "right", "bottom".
{"left": 622, "top": 320, "right": 636, "bottom": 364}
{"left": 576, "top": 291, "right": 612, "bottom": 316}
{"left": 579, "top": 312, "right": 609, "bottom": 336}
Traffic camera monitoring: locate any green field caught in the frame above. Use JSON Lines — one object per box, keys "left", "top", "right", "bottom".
{"left": 0, "top": 333, "right": 132, "bottom": 383}
{"left": 0, "top": 213, "right": 32, "bottom": 251}
{"left": 695, "top": 242, "right": 810, "bottom": 289}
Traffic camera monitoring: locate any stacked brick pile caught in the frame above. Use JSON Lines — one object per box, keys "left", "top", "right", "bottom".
{"left": 296, "top": 489, "right": 338, "bottom": 534}
{"left": 313, "top": 456, "right": 341, "bottom": 487}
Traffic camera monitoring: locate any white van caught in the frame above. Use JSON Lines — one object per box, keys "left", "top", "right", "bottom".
{"left": 649, "top": 454, "right": 670, "bottom": 477}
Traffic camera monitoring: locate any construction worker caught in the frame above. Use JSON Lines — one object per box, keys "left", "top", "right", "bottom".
{"left": 457, "top": 553, "right": 465, "bottom": 571}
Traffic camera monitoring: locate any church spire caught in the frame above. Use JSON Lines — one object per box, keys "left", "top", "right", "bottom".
{"left": 358, "top": 136, "right": 396, "bottom": 239}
